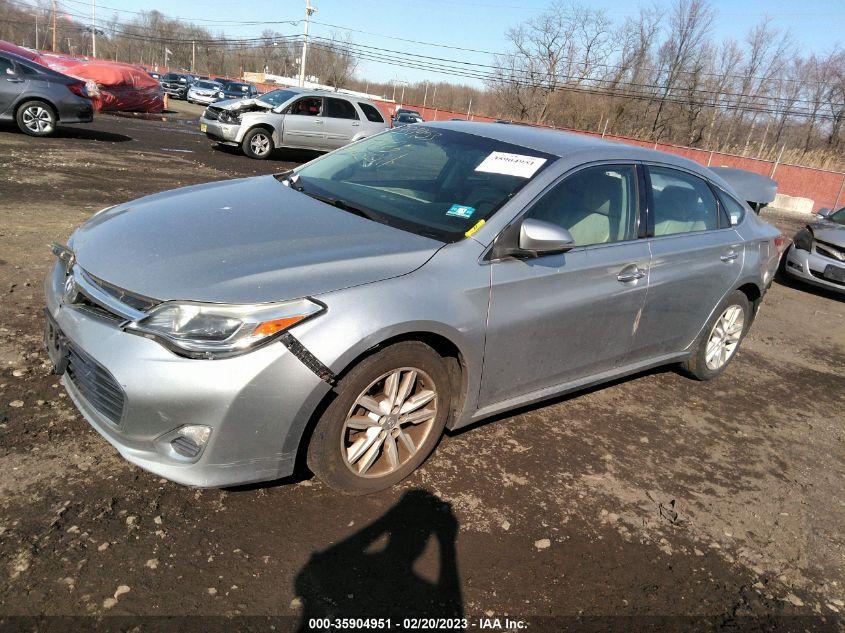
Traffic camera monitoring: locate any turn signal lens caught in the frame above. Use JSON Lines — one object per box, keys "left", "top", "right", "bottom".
{"left": 252, "top": 316, "right": 306, "bottom": 337}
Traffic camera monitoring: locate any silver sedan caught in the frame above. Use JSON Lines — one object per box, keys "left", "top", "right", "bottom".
{"left": 44, "top": 122, "right": 782, "bottom": 494}
{"left": 784, "top": 206, "right": 845, "bottom": 294}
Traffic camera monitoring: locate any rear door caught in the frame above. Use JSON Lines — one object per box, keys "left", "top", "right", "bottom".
{"left": 630, "top": 164, "right": 744, "bottom": 360}
{"left": 280, "top": 96, "right": 327, "bottom": 149}
{"left": 322, "top": 97, "right": 360, "bottom": 149}
{"left": 0, "top": 55, "right": 23, "bottom": 116}
{"left": 479, "top": 163, "right": 651, "bottom": 406}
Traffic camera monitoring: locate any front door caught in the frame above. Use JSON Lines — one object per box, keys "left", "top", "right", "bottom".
{"left": 281, "top": 96, "right": 327, "bottom": 149}
{"left": 631, "top": 164, "right": 744, "bottom": 360}
{"left": 479, "top": 163, "right": 651, "bottom": 407}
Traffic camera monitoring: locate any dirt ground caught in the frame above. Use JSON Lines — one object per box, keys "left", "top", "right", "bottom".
{"left": 0, "top": 103, "right": 843, "bottom": 632}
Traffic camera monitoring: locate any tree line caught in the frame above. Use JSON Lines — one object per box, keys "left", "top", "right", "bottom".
{"left": 0, "top": 0, "right": 842, "bottom": 169}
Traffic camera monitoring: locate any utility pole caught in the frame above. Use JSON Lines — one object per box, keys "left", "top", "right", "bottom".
{"left": 422, "top": 82, "right": 428, "bottom": 108}
{"left": 91, "top": 0, "right": 96, "bottom": 57}
{"left": 191, "top": 41, "right": 195, "bottom": 72}
{"left": 298, "top": 0, "right": 316, "bottom": 88}
{"left": 51, "top": 0, "right": 56, "bottom": 52}
{"left": 34, "top": 13, "right": 38, "bottom": 49}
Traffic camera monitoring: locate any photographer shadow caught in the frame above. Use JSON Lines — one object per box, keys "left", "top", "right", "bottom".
{"left": 294, "top": 489, "right": 463, "bottom": 629}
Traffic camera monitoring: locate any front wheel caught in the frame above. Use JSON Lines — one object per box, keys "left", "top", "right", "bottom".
{"left": 307, "top": 342, "right": 451, "bottom": 495}
{"left": 16, "top": 100, "right": 56, "bottom": 137}
{"left": 241, "top": 127, "right": 274, "bottom": 159}
{"left": 682, "top": 290, "right": 750, "bottom": 380}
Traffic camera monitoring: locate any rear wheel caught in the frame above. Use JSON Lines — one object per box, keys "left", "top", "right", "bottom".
{"left": 307, "top": 342, "right": 451, "bottom": 495}
{"left": 682, "top": 290, "right": 750, "bottom": 380}
{"left": 242, "top": 127, "right": 274, "bottom": 159}
{"left": 16, "top": 100, "right": 56, "bottom": 137}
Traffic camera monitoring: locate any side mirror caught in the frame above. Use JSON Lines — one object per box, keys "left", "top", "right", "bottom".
{"left": 518, "top": 219, "right": 575, "bottom": 256}
{"left": 817, "top": 208, "right": 833, "bottom": 218}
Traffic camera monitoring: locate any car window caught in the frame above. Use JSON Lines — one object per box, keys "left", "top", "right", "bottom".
{"left": 648, "top": 166, "right": 719, "bottom": 236}
{"left": 286, "top": 97, "right": 323, "bottom": 116}
{"left": 715, "top": 189, "right": 746, "bottom": 226}
{"left": 325, "top": 98, "right": 358, "bottom": 120}
{"left": 294, "top": 126, "right": 556, "bottom": 242}
{"left": 15, "top": 61, "right": 39, "bottom": 76}
{"left": 359, "top": 103, "right": 384, "bottom": 123}
{"left": 526, "top": 165, "right": 638, "bottom": 247}
{"left": 0, "top": 56, "right": 15, "bottom": 75}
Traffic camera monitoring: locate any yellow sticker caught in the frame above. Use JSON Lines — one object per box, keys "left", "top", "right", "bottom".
{"left": 464, "top": 219, "right": 486, "bottom": 238}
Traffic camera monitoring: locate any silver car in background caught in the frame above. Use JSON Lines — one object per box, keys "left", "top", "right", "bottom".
{"left": 44, "top": 123, "right": 782, "bottom": 494}
{"left": 186, "top": 79, "right": 223, "bottom": 105}
{"left": 199, "top": 87, "right": 389, "bottom": 159}
{"left": 784, "top": 206, "right": 845, "bottom": 294}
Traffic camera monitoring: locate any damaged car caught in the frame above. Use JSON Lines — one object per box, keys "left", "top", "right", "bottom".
{"left": 44, "top": 122, "right": 782, "bottom": 494}
{"left": 199, "top": 87, "right": 389, "bottom": 159}
{"left": 784, "top": 206, "right": 845, "bottom": 294}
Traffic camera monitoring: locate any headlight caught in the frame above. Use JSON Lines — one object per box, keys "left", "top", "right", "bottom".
{"left": 124, "top": 298, "right": 324, "bottom": 359}
{"left": 793, "top": 228, "right": 813, "bottom": 252}
{"left": 219, "top": 110, "right": 240, "bottom": 124}
{"left": 218, "top": 91, "right": 225, "bottom": 98}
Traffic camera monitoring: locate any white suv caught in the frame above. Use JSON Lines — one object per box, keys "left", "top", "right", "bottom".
{"left": 199, "top": 88, "right": 390, "bottom": 159}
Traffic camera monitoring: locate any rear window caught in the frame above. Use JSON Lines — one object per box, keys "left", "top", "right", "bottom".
{"left": 359, "top": 103, "right": 385, "bottom": 123}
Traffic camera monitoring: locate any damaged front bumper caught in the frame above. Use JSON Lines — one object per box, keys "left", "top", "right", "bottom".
{"left": 200, "top": 116, "right": 243, "bottom": 146}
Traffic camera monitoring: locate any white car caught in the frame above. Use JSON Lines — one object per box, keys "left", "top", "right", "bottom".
{"left": 187, "top": 80, "right": 223, "bottom": 105}
{"left": 200, "top": 88, "right": 390, "bottom": 159}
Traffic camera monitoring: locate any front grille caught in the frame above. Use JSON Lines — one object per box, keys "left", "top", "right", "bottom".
{"left": 79, "top": 270, "right": 158, "bottom": 312}
{"left": 809, "top": 269, "right": 845, "bottom": 286}
{"left": 815, "top": 240, "right": 845, "bottom": 262}
{"left": 66, "top": 343, "right": 125, "bottom": 425}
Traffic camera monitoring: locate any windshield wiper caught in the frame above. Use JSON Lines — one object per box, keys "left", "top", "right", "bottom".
{"left": 292, "top": 183, "right": 381, "bottom": 222}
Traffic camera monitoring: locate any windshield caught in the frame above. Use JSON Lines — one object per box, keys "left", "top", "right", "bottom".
{"left": 194, "top": 81, "right": 219, "bottom": 90}
{"left": 259, "top": 89, "right": 299, "bottom": 107}
{"left": 828, "top": 206, "right": 845, "bottom": 224}
{"left": 225, "top": 82, "right": 251, "bottom": 92}
{"left": 293, "top": 126, "right": 556, "bottom": 242}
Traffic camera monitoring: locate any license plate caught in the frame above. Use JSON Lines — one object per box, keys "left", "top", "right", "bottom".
{"left": 200, "top": 123, "right": 207, "bottom": 133}
{"left": 43, "top": 309, "right": 69, "bottom": 376}
{"left": 823, "top": 264, "right": 845, "bottom": 283}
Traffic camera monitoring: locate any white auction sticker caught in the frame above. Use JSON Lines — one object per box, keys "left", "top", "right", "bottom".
{"left": 474, "top": 152, "right": 547, "bottom": 178}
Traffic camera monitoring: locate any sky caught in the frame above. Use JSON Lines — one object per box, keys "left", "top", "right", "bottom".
{"left": 63, "top": 0, "right": 845, "bottom": 85}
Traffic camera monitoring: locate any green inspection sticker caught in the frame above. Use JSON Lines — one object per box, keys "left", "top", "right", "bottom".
{"left": 446, "top": 204, "right": 476, "bottom": 219}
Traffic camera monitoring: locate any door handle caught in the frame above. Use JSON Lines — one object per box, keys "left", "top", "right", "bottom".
{"left": 720, "top": 250, "right": 738, "bottom": 262}
{"left": 6, "top": 77, "right": 23, "bottom": 83}
{"left": 617, "top": 268, "right": 646, "bottom": 283}
{"left": 314, "top": 119, "right": 324, "bottom": 124}
{"left": 352, "top": 121, "right": 360, "bottom": 126}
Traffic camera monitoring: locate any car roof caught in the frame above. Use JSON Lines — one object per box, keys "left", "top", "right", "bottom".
{"left": 425, "top": 121, "right": 727, "bottom": 184}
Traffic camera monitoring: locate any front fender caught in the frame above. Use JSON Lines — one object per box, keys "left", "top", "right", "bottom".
{"left": 236, "top": 113, "right": 283, "bottom": 144}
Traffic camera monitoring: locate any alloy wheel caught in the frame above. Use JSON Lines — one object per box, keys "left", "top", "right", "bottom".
{"left": 22, "top": 106, "right": 53, "bottom": 134}
{"left": 249, "top": 133, "right": 270, "bottom": 156}
{"left": 341, "top": 367, "right": 438, "bottom": 478}
{"left": 705, "top": 304, "right": 744, "bottom": 370}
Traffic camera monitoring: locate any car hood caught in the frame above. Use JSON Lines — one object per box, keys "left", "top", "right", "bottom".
{"left": 214, "top": 97, "right": 274, "bottom": 112}
{"left": 69, "top": 176, "right": 443, "bottom": 304}
{"left": 810, "top": 221, "right": 845, "bottom": 247}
